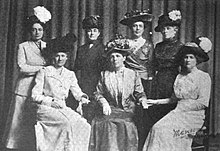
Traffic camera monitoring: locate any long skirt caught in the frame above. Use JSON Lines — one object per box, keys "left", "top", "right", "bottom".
{"left": 2, "top": 94, "right": 36, "bottom": 151}
{"left": 143, "top": 109, "right": 204, "bottom": 151}
{"left": 89, "top": 107, "right": 138, "bottom": 151}
{"left": 35, "top": 105, "right": 91, "bottom": 151}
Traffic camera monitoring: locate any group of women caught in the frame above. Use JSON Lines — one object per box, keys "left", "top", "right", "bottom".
{"left": 2, "top": 6, "right": 212, "bottom": 151}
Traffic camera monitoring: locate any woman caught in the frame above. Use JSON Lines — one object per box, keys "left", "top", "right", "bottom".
{"left": 119, "top": 10, "right": 154, "bottom": 96}
{"left": 2, "top": 6, "right": 51, "bottom": 151}
{"left": 31, "top": 34, "right": 91, "bottom": 151}
{"left": 89, "top": 35, "right": 148, "bottom": 151}
{"left": 140, "top": 10, "right": 184, "bottom": 149}
{"left": 74, "top": 15, "right": 106, "bottom": 123}
{"left": 142, "top": 37, "right": 212, "bottom": 151}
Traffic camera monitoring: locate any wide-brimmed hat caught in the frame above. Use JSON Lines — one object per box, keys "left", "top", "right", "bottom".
{"left": 119, "top": 10, "right": 153, "bottom": 26}
{"left": 105, "top": 34, "right": 132, "bottom": 57}
{"left": 155, "top": 10, "right": 181, "bottom": 32}
{"left": 176, "top": 37, "right": 212, "bottom": 64}
{"left": 82, "top": 15, "right": 103, "bottom": 29}
{"left": 26, "top": 6, "right": 51, "bottom": 30}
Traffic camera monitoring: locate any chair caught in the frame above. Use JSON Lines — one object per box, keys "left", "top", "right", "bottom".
{"left": 191, "top": 107, "right": 209, "bottom": 151}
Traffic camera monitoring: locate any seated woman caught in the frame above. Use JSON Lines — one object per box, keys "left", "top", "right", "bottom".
{"left": 31, "top": 33, "right": 91, "bottom": 151}
{"left": 142, "top": 37, "right": 212, "bottom": 151}
{"left": 89, "top": 35, "right": 148, "bottom": 151}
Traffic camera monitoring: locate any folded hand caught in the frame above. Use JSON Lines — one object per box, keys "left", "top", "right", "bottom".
{"left": 81, "top": 98, "right": 90, "bottom": 104}
{"left": 51, "top": 101, "right": 63, "bottom": 109}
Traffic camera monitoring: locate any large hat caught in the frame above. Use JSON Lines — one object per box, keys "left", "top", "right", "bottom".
{"left": 155, "top": 10, "right": 181, "bottom": 32}
{"left": 82, "top": 15, "right": 103, "bottom": 29}
{"left": 119, "top": 10, "right": 153, "bottom": 26}
{"left": 176, "top": 37, "right": 212, "bottom": 64}
{"left": 26, "top": 6, "right": 51, "bottom": 29}
{"left": 105, "top": 34, "right": 132, "bottom": 57}
{"left": 43, "top": 33, "right": 77, "bottom": 63}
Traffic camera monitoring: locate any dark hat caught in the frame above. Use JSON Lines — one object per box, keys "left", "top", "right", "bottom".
{"left": 155, "top": 10, "right": 181, "bottom": 32}
{"left": 105, "top": 34, "right": 131, "bottom": 57}
{"left": 26, "top": 15, "right": 45, "bottom": 31}
{"left": 119, "top": 10, "right": 153, "bottom": 26}
{"left": 82, "top": 15, "right": 103, "bottom": 29}
{"left": 46, "top": 33, "right": 77, "bottom": 55}
{"left": 176, "top": 37, "right": 212, "bottom": 64}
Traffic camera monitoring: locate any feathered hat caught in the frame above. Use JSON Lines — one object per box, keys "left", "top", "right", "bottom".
{"left": 26, "top": 6, "right": 51, "bottom": 30}
{"left": 176, "top": 37, "right": 212, "bottom": 64}
{"left": 119, "top": 10, "right": 153, "bottom": 26}
{"left": 105, "top": 34, "right": 132, "bottom": 57}
{"left": 155, "top": 10, "right": 181, "bottom": 32}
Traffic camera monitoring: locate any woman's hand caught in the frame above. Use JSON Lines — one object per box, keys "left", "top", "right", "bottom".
{"left": 81, "top": 97, "right": 90, "bottom": 104}
{"left": 102, "top": 102, "right": 111, "bottom": 115}
{"left": 51, "top": 100, "right": 63, "bottom": 109}
{"left": 140, "top": 98, "right": 153, "bottom": 109}
{"left": 76, "top": 102, "right": 83, "bottom": 115}
{"left": 146, "top": 99, "right": 159, "bottom": 105}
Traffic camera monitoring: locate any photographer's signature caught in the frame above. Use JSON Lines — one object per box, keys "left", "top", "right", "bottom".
{"left": 173, "top": 128, "right": 198, "bottom": 138}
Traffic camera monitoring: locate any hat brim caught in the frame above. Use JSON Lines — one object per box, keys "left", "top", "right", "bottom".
{"left": 176, "top": 46, "right": 209, "bottom": 64}
{"left": 120, "top": 14, "right": 153, "bottom": 26}
{"left": 106, "top": 47, "right": 131, "bottom": 57}
{"left": 154, "top": 22, "right": 181, "bottom": 32}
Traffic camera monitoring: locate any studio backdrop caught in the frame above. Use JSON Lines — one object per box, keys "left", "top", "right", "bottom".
{"left": 0, "top": 0, "right": 220, "bottom": 139}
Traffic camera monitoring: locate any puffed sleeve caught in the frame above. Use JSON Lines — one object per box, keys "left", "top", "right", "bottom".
{"left": 17, "top": 44, "right": 43, "bottom": 75}
{"left": 133, "top": 71, "right": 147, "bottom": 101}
{"left": 69, "top": 72, "right": 88, "bottom": 101}
{"left": 31, "top": 68, "right": 53, "bottom": 106}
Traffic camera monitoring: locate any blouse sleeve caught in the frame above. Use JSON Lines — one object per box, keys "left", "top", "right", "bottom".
{"left": 145, "top": 42, "right": 154, "bottom": 78}
{"left": 133, "top": 72, "right": 147, "bottom": 101}
{"left": 69, "top": 72, "right": 88, "bottom": 101}
{"left": 17, "top": 44, "right": 43, "bottom": 75}
{"left": 94, "top": 71, "right": 108, "bottom": 104}
{"left": 197, "top": 73, "right": 211, "bottom": 107}
{"left": 31, "top": 68, "right": 53, "bottom": 106}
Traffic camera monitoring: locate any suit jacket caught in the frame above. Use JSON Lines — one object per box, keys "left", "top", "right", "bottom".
{"left": 94, "top": 67, "right": 146, "bottom": 113}
{"left": 14, "top": 41, "right": 46, "bottom": 96}
{"left": 32, "top": 66, "right": 87, "bottom": 106}
{"left": 74, "top": 40, "right": 105, "bottom": 97}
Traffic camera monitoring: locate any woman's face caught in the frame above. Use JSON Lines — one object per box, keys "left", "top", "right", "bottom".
{"left": 183, "top": 54, "right": 197, "bottom": 70}
{"left": 30, "top": 23, "right": 44, "bottom": 41}
{"left": 86, "top": 28, "right": 100, "bottom": 41}
{"left": 131, "top": 21, "right": 145, "bottom": 38}
{"left": 109, "top": 52, "right": 126, "bottom": 70}
{"left": 161, "top": 26, "right": 178, "bottom": 40}
{"left": 53, "top": 52, "right": 68, "bottom": 68}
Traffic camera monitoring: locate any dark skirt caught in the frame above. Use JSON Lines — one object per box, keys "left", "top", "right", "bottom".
{"left": 89, "top": 106, "right": 138, "bottom": 151}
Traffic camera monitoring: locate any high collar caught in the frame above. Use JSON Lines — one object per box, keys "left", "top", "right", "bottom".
{"left": 163, "top": 36, "right": 178, "bottom": 43}
{"left": 111, "top": 66, "right": 125, "bottom": 73}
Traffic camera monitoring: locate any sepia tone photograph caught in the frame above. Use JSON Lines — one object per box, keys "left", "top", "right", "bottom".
{"left": 0, "top": 0, "right": 220, "bottom": 151}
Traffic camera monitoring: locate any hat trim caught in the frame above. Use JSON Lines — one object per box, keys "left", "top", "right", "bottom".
{"left": 120, "top": 14, "right": 153, "bottom": 26}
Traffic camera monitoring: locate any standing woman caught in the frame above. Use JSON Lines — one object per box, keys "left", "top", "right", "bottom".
{"left": 119, "top": 10, "right": 154, "bottom": 96}
{"left": 2, "top": 6, "right": 51, "bottom": 151}
{"left": 119, "top": 10, "right": 154, "bottom": 150}
{"left": 143, "top": 37, "right": 212, "bottom": 151}
{"left": 74, "top": 15, "right": 105, "bottom": 123}
{"left": 139, "top": 10, "right": 184, "bottom": 150}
